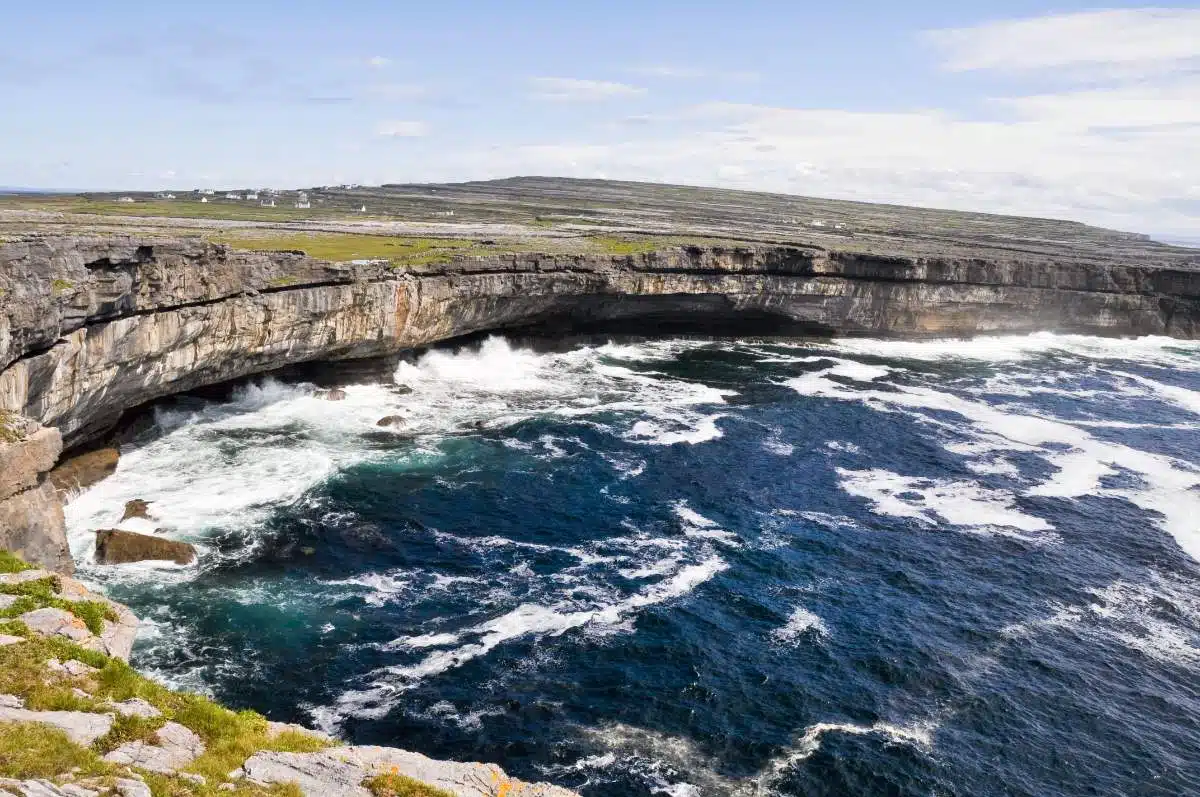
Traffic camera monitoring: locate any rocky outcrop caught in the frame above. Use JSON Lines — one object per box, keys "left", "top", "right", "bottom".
{"left": 94, "top": 529, "right": 196, "bottom": 566}
{"left": 47, "top": 447, "right": 120, "bottom": 495}
{"left": 0, "top": 235, "right": 1197, "bottom": 449}
{"left": 0, "top": 415, "right": 71, "bottom": 573}
{"left": 1, "top": 569, "right": 138, "bottom": 660}
{"left": 243, "top": 746, "right": 580, "bottom": 797}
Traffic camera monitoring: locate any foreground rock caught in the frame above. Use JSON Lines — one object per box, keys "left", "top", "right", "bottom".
{"left": 0, "top": 416, "right": 71, "bottom": 573}
{"left": 244, "top": 746, "right": 580, "bottom": 797}
{"left": 94, "top": 529, "right": 196, "bottom": 566}
{"left": 1, "top": 569, "right": 138, "bottom": 660}
{"left": 104, "top": 721, "right": 205, "bottom": 773}
{"left": 0, "top": 702, "right": 113, "bottom": 746}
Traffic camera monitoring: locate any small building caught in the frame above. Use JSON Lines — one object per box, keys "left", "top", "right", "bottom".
{"left": 295, "top": 201, "right": 311, "bottom": 209}
{"left": 225, "top": 192, "right": 241, "bottom": 200}
{"left": 154, "top": 192, "right": 175, "bottom": 200}
{"left": 358, "top": 205, "right": 367, "bottom": 213}
{"left": 116, "top": 197, "right": 135, "bottom": 203}
{"left": 200, "top": 197, "right": 209, "bottom": 203}
{"left": 246, "top": 192, "right": 259, "bottom": 200}
{"left": 260, "top": 199, "right": 276, "bottom": 207}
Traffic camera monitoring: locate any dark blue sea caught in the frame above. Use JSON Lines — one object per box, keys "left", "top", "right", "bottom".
{"left": 66, "top": 334, "right": 1200, "bottom": 796}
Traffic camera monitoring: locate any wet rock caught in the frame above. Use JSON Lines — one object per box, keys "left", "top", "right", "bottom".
{"left": 48, "top": 448, "right": 120, "bottom": 495}
{"left": 314, "top": 388, "right": 347, "bottom": 401}
{"left": 103, "top": 721, "right": 205, "bottom": 774}
{"left": 392, "top": 384, "right": 414, "bottom": 395}
{"left": 119, "top": 499, "right": 152, "bottom": 522}
{"left": 0, "top": 705, "right": 113, "bottom": 745}
{"left": 94, "top": 529, "right": 196, "bottom": 566}
{"left": 375, "top": 415, "right": 406, "bottom": 428}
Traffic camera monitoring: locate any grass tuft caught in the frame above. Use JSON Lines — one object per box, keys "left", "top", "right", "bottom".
{"left": 364, "top": 771, "right": 456, "bottom": 797}
{"left": 0, "top": 576, "right": 119, "bottom": 634}
{"left": 0, "top": 550, "right": 32, "bottom": 573}
{"left": 0, "top": 722, "right": 106, "bottom": 778}
{"left": 94, "top": 712, "right": 168, "bottom": 754}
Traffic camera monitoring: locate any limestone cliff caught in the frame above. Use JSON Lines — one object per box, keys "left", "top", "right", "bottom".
{"left": 0, "top": 234, "right": 1198, "bottom": 448}
{"left": 0, "top": 414, "right": 71, "bottom": 573}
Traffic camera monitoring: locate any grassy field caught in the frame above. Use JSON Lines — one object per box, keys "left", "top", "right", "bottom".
{"left": 207, "top": 232, "right": 483, "bottom": 266}
{"left": 205, "top": 231, "right": 700, "bottom": 265}
{"left": 0, "top": 196, "right": 359, "bottom": 223}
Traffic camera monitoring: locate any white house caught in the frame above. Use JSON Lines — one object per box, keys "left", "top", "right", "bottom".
{"left": 358, "top": 205, "right": 367, "bottom": 213}
{"left": 116, "top": 197, "right": 135, "bottom": 203}
{"left": 225, "top": 192, "right": 241, "bottom": 200}
{"left": 246, "top": 192, "right": 259, "bottom": 200}
{"left": 200, "top": 197, "right": 209, "bottom": 203}
{"left": 260, "top": 199, "right": 276, "bottom": 207}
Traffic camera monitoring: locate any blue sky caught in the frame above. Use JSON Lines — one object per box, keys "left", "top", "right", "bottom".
{"left": 3, "top": 2, "right": 1199, "bottom": 233}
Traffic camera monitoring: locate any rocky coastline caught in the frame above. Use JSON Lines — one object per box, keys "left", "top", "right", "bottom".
{"left": 1, "top": 217, "right": 1198, "bottom": 796}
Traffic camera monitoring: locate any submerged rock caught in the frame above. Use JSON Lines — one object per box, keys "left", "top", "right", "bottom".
{"left": 94, "top": 529, "right": 196, "bottom": 566}
{"left": 48, "top": 447, "right": 120, "bottom": 495}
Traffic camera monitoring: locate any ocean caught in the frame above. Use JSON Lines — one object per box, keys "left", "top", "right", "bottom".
{"left": 63, "top": 333, "right": 1200, "bottom": 796}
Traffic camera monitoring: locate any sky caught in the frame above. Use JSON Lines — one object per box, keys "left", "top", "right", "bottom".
{"left": 3, "top": 1, "right": 1199, "bottom": 234}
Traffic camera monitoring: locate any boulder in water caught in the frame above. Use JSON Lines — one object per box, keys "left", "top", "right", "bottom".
{"left": 95, "top": 529, "right": 196, "bottom": 565}
{"left": 120, "top": 499, "right": 152, "bottom": 522}
{"left": 376, "top": 415, "right": 406, "bottom": 428}
{"left": 392, "top": 384, "right": 414, "bottom": 395}
{"left": 315, "top": 388, "right": 347, "bottom": 401}
{"left": 48, "top": 447, "right": 120, "bottom": 494}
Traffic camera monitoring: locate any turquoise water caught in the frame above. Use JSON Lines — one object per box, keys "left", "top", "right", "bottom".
{"left": 66, "top": 334, "right": 1200, "bottom": 796}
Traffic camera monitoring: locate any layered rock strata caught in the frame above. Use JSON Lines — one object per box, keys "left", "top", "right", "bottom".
{"left": 1, "top": 235, "right": 1198, "bottom": 448}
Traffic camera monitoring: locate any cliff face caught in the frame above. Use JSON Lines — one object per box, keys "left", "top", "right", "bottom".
{"left": 1, "top": 234, "right": 1198, "bottom": 447}
{"left": 0, "top": 414, "right": 71, "bottom": 572}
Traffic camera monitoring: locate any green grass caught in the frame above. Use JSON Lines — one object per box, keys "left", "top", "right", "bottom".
{"left": 0, "top": 195, "right": 361, "bottom": 224}
{"left": 0, "top": 576, "right": 119, "bottom": 635}
{"left": 0, "top": 550, "right": 33, "bottom": 573}
{"left": 363, "top": 772, "right": 456, "bottom": 797}
{"left": 209, "top": 233, "right": 481, "bottom": 267}
{"left": 0, "top": 722, "right": 107, "bottom": 779}
{"left": 588, "top": 236, "right": 666, "bottom": 256}
{"left": 0, "top": 625, "right": 332, "bottom": 795}
{"left": 51, "top": 278, "right": 74, "bottom": 294}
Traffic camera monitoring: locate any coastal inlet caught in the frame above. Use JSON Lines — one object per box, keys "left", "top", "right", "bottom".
{"left": 64, "top": 334, "right": 1200, "bottom": 796}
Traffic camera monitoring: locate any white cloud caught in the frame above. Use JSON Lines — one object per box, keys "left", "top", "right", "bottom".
{"left": 444, "top": 95, "right": 1200, "bottom": 232}
{"left": 999, "top": 78, "right": 1200, "bottom": 129}
{"left": 925, "top": 9, "right": 1200, "bottom": 74}
{"left": 368, "top": 56, "right": 391, "bottom": 68}
{"left": 628, "top": 65, "right": 759, "bottom": 81}
{"left": 376, "top": 120, "right": 428, "bottom": 137}
{"left": 529, "top": 77, "right": 646, "bottom": 101}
